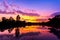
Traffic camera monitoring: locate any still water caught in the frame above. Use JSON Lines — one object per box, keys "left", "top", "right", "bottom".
{"left": 0, "top": 25, "right": 60, "bottom": 40}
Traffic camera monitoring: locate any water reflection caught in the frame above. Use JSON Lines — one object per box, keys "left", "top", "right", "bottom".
{"left": 0, "top": 25, "right": 60, "bottom": 40}
{"left": 49, "top": 28, "right": 60, "bottom": 39}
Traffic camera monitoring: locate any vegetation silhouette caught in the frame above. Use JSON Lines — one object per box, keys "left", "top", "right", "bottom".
{"left": 45, "top": 15, "right": 60, "bottom": 29}
{"left": 0, "top": 15, "right": 26, "bottom": 37}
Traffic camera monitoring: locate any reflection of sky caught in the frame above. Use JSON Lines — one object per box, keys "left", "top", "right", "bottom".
{"left": 0, "top": 0, "right": 60, "bottom": 16}
{"left": 0, "top": 26, "right": 59, "bottom": 40}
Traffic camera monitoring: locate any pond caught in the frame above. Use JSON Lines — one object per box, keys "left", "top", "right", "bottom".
{"left": 0, "top": 25, "right": 60, "bottom": 40}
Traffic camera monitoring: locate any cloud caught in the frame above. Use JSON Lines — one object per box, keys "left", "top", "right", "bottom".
{"left": 50, "top": 12, "right": 60, "bottom": 17}
{"left": 16, "top": 10, "right": 40, "bottom": 16}
{"left": 0, "top": 10, "right": 40, "bottom": 16}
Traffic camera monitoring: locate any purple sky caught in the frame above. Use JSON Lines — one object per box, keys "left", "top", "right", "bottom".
{"left": 0, "top": 0, "right": 60, "bottom": 16}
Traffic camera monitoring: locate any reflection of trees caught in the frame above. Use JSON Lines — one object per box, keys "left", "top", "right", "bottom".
{"left": 49, "top": 28, "right": 60, "bottom": 39}
{"left": 15, "top": 27, "right": 20, "bottom": 37}
{"left": 45, "top": 15, "right": 60, "bottom": 39}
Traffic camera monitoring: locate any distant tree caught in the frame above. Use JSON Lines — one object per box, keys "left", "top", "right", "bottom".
{"left": 16, "top": 15, "right": 20, "bottom": 21}
{"left": 2, "top": 17, "right": 7, "bottom": 21}
{"left": 9, "top": 17, "right": 14, "bottom": 21}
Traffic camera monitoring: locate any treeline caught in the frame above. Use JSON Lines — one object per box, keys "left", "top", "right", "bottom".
{"left": 45, "top": 15, "right": 60, "bottom": 28}
{"left": 0, "top": 15, "right": 26, "bottom": 32}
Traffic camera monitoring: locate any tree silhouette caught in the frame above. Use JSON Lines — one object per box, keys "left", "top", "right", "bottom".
{"left": 46, "top": 15, "right": 60, "bottom": 28}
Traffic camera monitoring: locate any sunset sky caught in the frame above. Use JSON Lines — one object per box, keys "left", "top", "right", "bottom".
{"left": 0, "top": 1, "right": 60, "bottom": 39}
{"left": 0, "top": 0, "right": 60, "bottom": 22}
{"left": 0, "top": 0, "right": 60, "bottom": 16}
